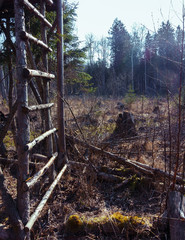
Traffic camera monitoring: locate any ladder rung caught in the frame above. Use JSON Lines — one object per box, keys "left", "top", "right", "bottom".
{"left": 22, "top": 103, "right": 54, "bottom": 112}
{"left": 20, "top": 31, "right": 52, "bottom": 52}
{"left": 24, "top": 164, "right": 67, "bottom": 232}
{"left": 23, "top": 68, "right": 55, "bottom": 79}
{"left": 24, "top": 152, "right": 58, "bottom": 190}
{"left": 24, "top": 128, "right": 57, "bottom": 151}
{"left": 20, "top": 0, "right": 52, "bottom": 28}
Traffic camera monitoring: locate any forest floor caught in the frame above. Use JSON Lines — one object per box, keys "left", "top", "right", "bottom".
{"left": 0, "top": 95, "right": 185, "bottom": 239}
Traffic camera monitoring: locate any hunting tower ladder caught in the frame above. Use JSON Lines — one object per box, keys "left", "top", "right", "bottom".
{"left": 3, "top": 0, "right": 67, "bottom": 238}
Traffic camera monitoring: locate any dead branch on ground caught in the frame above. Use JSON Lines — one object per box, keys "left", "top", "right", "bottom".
{"left": 66, "top": 134, "right": 185, "bottom": 185}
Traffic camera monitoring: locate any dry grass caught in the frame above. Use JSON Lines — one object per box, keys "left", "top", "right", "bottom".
{"left": 0, "top": 95, "right": 184, "bottom": 239}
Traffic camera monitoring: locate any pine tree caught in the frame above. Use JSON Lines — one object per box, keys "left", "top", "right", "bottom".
{"left": 108, "top": 18, "right": 132, "bottom": 95}
{"left": 109, "top": 18, "right": 131, "bottom": 76}
{"left": 155, "top": 20, "right": 176, "bottom": 69}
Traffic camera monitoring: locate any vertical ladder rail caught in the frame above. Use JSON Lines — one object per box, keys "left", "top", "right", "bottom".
{"left": 57, "top": 0, "right": 66, "bottom": 167}
{"left": 41, "top": 0, "right": 54, "bottom": 181}
{"left": 14, "top": 0, "right": 30, "bottom": 238}
{"left": 13, "top": 0, "right": 61, "bottom": 237}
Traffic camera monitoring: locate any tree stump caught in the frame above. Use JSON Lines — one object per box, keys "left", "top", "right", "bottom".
{"left": 167, "top": 191, "right": 185, "bottom": 240}
{"left": 113, "top": 111, "right": 136, "bottom": 137}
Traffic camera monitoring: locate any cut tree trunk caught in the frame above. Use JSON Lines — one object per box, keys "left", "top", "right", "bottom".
{"left": 113, "top": 111, "right": 137, "bottom": 137}
{"left": 167, "top": 191, "right": 185, "bottom": 240}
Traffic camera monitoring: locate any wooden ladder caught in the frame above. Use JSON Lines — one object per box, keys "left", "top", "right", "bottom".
{"left": 13, "top": 0, "right": 67, "bottom": 238}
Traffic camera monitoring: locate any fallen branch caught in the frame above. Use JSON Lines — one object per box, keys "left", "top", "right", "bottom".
{"left": 97, "top": 172, "right": 122, "bottom": 183}
{"left": 66, "top": 134, "right": 185, "bottom": 185}
{"left": 66, "top": 135, "right": 153, "bottom": 176}
{"left": 69, "top": 161, "right": 122, "bottom": 183}
{"left": 130, "top": 160, "right": 184, "bottom": 185}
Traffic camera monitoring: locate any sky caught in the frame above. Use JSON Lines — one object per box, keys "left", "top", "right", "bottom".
{"left": 67, "top": 0, "right": 184, "bottom": 43}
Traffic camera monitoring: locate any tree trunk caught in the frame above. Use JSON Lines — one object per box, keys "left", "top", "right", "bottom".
{"left": 57, "top": 0, "right": 66, "bottom": 168}
{"left": 167, "top": 191, "right": 185, "bottom": 240}
{"left": 14, "top": 1, "right": 30, "bottom": 239}
{"left": 41, "top": 0, "right": 54, "bottom": 182}
{"left": 0, "top": 66, "right": 7, "bottom": 100}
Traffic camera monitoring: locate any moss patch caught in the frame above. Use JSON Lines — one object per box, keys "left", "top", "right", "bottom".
{"left": 65, "top": 212, "right": 152, "bottom": 235}
{"left": 65, "top": 215, "right": 84, "bottom": 234}
{"left": 129, "top": 175, "right": 152, "bottom": 192}
{"left": 4, "top": 131, "right": 15, "bottom": 149}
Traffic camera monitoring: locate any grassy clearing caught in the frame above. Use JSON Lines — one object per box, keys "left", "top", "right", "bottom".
{"left": 1, "top": 95, "right": 184, "bottom": 239}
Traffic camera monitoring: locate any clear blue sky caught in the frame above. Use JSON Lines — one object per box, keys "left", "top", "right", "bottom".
{"left": 68, "top": 0, "right": 183, "bottom": 42}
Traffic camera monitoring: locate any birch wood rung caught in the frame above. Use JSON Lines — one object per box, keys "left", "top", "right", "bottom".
{"left": 20, "top": 0, "right": 52, "bottom": 28}
{"left": 24, "top": 128, "right": 57, "bottom": 151}
{"left": 20, "top": 31, "right": 52, "bottom": 52}
{"left": 24, "top": 164, "right": 68, "bottom": 232}
{"left": 22, "top": 103, "right": 54, "bottom": 112}
{"left": 24, "top": 152, "right": 58, "bottom": 191}
{"left": 23, "top": 68, "right": 55, "bottom": 79}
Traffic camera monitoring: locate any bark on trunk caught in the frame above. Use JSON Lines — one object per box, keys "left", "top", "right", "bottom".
{"left": 57, "top": 0, "right": 66, "bottom": 168}
{"left": 167, "top": 191, "right": 185, "bottom": 240}
{"left": 41, "top": 0, "right": 54, "bottom": 182}
{"left": 14, "top": 1, "right": 30, "bottom": 238}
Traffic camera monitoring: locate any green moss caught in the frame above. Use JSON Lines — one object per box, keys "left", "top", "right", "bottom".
{"left": 111, "top": 212, "right": 147, "bottom": 230}
{"left": 113, "top": 167, "right": 134, "bottom": 177}
{"left": 30, "top": 130, "right": 41, "bottom": 141}
{"left": 3, "top": 130, "right": 41, "bottom": 150}
{"left": 130, "top": 216, "right": 145, "bottom": 226}
{"left": 129, "top": 175, "right": 150, "bottom": 192}
{"left": 65, "top": 215, "right": 84, "bottom": 234}
{"left": 4, "top": 131, "right": 15, "bottom": 148}
{"left": 65, "top": 212, "right": 152, "bottom": 235}
{"left": 92, "top": 216, "right": 108, "bottom": 224}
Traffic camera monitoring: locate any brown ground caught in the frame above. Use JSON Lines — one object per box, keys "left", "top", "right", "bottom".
{"left": 0, "top": 96, "right": 184, "bottom": 239}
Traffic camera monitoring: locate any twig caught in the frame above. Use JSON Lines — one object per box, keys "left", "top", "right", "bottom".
{"left": 61, "top": 97, "right": 86, "bottom": 142}
{"left": 66, "top": 134, "right": 185, "bottom": 185}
